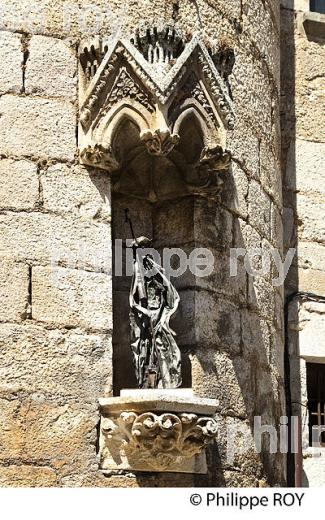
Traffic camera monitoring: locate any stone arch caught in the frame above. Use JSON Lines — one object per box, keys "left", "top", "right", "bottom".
{"left": 93, "top": 100, "right": 152, "bottom": 148}
{"left": 174, "top": 108, "right": 207, "bottom": 164}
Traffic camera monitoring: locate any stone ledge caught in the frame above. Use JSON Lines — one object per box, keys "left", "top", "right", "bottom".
{"left": 303, "top": 12, "right": 325, "bottom": 40}
{"left": 99, "top": 389, "right": 219, "bottom": 415}
{"left": 98, "top": 390, "right": 219, "bottom": 474}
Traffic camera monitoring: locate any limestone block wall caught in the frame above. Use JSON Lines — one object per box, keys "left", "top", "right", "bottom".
{"left": 0, "top": 29, "right": 113, "bottom": 486}
{"left": 0, "top": 0, "right": 285, "bottom": 487}
{"left": 281, "top": 0, "right": 325, "bottom": 487}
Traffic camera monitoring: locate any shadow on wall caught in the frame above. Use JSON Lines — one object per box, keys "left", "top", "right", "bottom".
{"left": 280, "top": 0, "right": 302, "bottom": 487}
{"left": 193, "top": 192, "right": 286, "bottom": 487}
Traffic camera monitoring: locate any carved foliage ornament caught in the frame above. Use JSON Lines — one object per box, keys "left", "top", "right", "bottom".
{"left": 80, "top": 144, "right": 119, "bottom": 171}
{"left": 140, "top": 129, "right": 180, "bottom": 156}
{"left": 185, "top": 145, "right": 231, "bottom": 199}
{"left": 101, "top": 411, "right": 218, "bottom": 471}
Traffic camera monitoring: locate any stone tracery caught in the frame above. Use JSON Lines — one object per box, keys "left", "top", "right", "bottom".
{"left": 78, "top": 27, "right": 234, "bottom": 202}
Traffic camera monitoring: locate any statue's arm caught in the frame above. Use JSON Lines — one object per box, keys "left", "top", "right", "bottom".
{"left": 129, "top": 260, "right": 151, "bottom": 317}
{"left": 157, "top": 269, "right": 180, "bottom": 310}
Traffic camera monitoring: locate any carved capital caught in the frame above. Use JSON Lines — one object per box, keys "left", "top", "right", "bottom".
{"left": 100, "top": 410, "right": 218, "bottom": 472}
{"left": 140, "top": 129, "right": 180, "bottom": 156}
{"left": 98, "top": 392, "right": 219, "bottom": 474}
{"left": 79, "top": 144, "right": 119, "bottom": 172}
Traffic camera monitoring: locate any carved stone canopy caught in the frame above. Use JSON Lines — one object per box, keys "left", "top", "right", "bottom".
{"left": 78, "top": 27, "right": 234, "bottom": 202}
{"left": 98, "top": 390, "right": 219, "bottom": 474}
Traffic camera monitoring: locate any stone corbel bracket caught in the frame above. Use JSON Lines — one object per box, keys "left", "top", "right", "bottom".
{"left": 98, "top": 392, "right": 219, "bottom": 474}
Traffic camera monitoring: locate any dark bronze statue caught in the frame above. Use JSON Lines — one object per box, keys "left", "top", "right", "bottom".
{"left": 125, "top": 210, "right": 182, "bottom": 389}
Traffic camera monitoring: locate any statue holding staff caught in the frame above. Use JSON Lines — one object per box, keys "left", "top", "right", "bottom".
{"left": 125, "top": 209, "right": 182, "bottom": 389}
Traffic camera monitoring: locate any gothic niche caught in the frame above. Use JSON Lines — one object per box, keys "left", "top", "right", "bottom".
{"left": 78, "top": 25, "right": 233, "bottom": 473}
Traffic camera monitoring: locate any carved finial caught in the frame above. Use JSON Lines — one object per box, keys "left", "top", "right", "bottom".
{"left": 131, "top": 24, "right": 185, "bottom": 72}
{"left": 140, "top": 128, "right": 180, "bottom": 156}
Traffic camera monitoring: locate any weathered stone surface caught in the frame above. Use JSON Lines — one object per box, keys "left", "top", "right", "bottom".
{"left": 26, "top": 35, "right": 77, "bottom": 100}
{"left": 0, "top": 323, "right": 112, "bottom": 398}
{"left": 170, "top": 289, "right": 195, "bottom": 348}
{"left": 299, "top": 301, "right": 325, "bottom": 358}
{"left": 0, "top": 159, "right": 39, "bottom": 210}
{"left": 166, "top": 244, "right": 247, "bottom": 305}
{"left": 248, "top": 180, "right": 271, "bottom": 239}
{"left": 0, "top": 212, "right": 111, "bottom": 272}
{"left": 234, "top": 219, "right": 261, "bottom": 252}
{"left": 0, "top": 398, "right": 25, "bottom": 459}
{"left": 296, "top": 193, "right": 325, "bottom": 243}
{"left": 298, "top": 267, "right": 325, "bottom": 295}
{"left": 194, "top": 200, "right": 233, "bottom": 250}
{"left": 0, "top": 0, "right": 286, "bottom": 489}
{"left": 242, "top": 1, "right": 280, "bottom": 85}
{"left": 228, "top": 118, "right": 260, "bottom": 179}
{"left": 195, "top": 291, "right": 241, "bottom": 354}
{"left": 173, "top": 287, "right": 245, "bottom": 356}
{"left": 153, "top": 198, "right": 194, "bottom": 247}
{"left": 295, "top": 32, "right": 325, "bottom": 142}
{"left": 0, "top": 261, "right": 29, "bottom": 322}
{"left": 0, "top": 0, "right": 81, "bottom": 35}
{"left": 241, "top": 310, "right": 271, "bottom": 363}
{"left": 297, "top": 241, "right": 325, "bottom": 272}
{"left": 269, "top": 328, "right": 285, "bottom": 376}
{"left": 0, "top": 396, "right": 98, "bottom": 477}
{"left": 286, "top": 139, "right": 325, "bottom": 196}
{"left": 260, "top": 139, "right": 282, "bottom": 209}
{"left": 271, "top": 202, "right": 283, "bottom": 251}
{"left": 42, "top": 163, "right": 111, "bottom": 220}
{"left": 214, "top": 470, "right": 261, "bottom": 487}
{"left": 213, "top": 415, "right": 265, "bottom": 478}
{"left": 233, "top": 218, "right": 281, "bottom": 285}
{"left": 248, "top": 275, "right": 275, "bottom": 319}
{"left": 0, "top": 0, "right": 166, "bottom": 38}
{"left": 75, "top": 471, "right": 200, "bottom": 488}
{"left": 223, "top": 163, "right": 249, "bottom": 219}
{"left": 195, "top": 249, "right": 247, "bottom": 304}
{"left": 0, "top": 95, "right": 76, "bottom": 161}
{"left": 192, "top": 350, "right": 254, "bottom": 418}
{"left": 0, "top": 465, "right": 57, "bottom": 487}
{"left": 231, "top": 48, "right": 272, "bottom": 137}
{"left": 32, "top": 266, "right": 112, "bottom": 331}
{"left": 0, "top": 31, "right": 22, "bottom": 94}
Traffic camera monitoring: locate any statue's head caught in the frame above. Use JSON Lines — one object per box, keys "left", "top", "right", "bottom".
{"left": 143, "top": 254, "right": 154, "bottom": 271}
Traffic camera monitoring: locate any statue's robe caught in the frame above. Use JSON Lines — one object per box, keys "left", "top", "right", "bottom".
{"left": 129, "top": 254, "right": 182, "bottom": 389}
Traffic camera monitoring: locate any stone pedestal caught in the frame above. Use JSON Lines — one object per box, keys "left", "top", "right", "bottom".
{"left": 98, "top": 389, "right": 219, "bottom": 474}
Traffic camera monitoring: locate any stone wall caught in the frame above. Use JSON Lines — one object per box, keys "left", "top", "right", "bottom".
{"left": 0, "top": 0, "right": 285, "bottom": 487}
{"left": 281, "top": 0, "right": 325, "bottom": 487}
